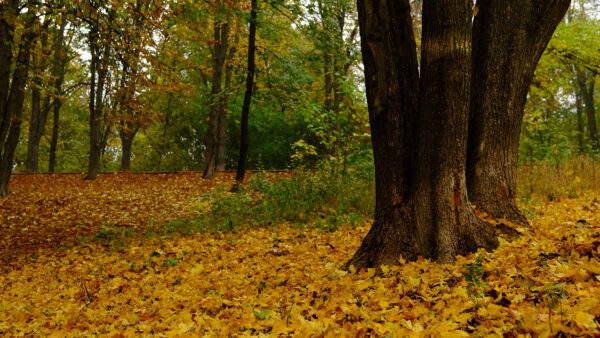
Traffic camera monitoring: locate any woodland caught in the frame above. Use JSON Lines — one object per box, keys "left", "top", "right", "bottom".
{"left": 1, "top": 0, "right": 600, "bottom": 336}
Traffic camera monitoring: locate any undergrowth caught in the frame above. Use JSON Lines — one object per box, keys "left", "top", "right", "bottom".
{"left": 160, "top": 163, "right": 375, "bottom": 236}
{"left": 518, "top": 157, "right": 600, "bottom": 202}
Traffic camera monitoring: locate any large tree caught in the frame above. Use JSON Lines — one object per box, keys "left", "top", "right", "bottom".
{"left": 346, "top": 0, "right": 569, "bottom": 269}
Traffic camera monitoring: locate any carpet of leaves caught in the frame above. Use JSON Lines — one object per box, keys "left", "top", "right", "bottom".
{"left": 1, "top": 174, "right": 600, "bottom": 336}
{"left": 0, "top": 173, "right": 232, "bottom": 259}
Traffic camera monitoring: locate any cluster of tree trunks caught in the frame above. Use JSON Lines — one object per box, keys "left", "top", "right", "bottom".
{"left": 26, "top": 22, "right": 67, "bottom": 174}
{"left": 85, "top": 25, "right": 111, "bottom": 181}
{"left": 0, "top": 1, "right": 39, "bottom": 197}
{"left": 346, "top": 0, "right": 570, "bottom": 269}
{"left": 203, "top": 20, "right": 234, "bottom": 179}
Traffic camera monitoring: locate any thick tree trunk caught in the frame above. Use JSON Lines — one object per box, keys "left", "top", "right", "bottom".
{"left": 345, "top": 0, "right": 422, "bottom": 268}
{"left": 466, "top": 0, "right": 570, "bottom": 226}
{"left": 234, "top": 0, "right": 257, "bottom": 185}
{"left": 119, "top": 126, "right": 136, "bottom": 172}
{"left": 203, "top": 21, "right": 230, "bottom": 179}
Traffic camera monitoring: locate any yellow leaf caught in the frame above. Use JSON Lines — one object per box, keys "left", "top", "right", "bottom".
{"left": 574, "top": 311, "right": 597, "bottom": 330}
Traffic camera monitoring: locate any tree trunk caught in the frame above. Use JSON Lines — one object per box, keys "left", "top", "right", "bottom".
{"left": 85, "top": 39, "right": 109, "bottom": 180}
{"left": 49, "top": 96, "right": 61, "bottom": 173}
{"left": 48, "top": 23, "right": 67, "bottom": 173}
{"left": 0, "top": 2, "right": 16, "bottom": 123}
{"left": 216, "top": 40, "right": 235, "bottom": 172}
{"left": 203, "top": 21, "right": 230, "bottom": 179}
{"left": 26, "top": 27, "right": 52, "bottom": 173}
{"left": 576, "top": 89, "right": 585, "bottom": 154}
{"left": 344, "top": 0, "right": 423, "bottom": 268}
{"left": 466, "top": 0, "right": 570, "bottom": 226}
{"left": 234, "top": 0, "right": 257, "bottom": 186}
{"left": 26, "top": 87, "right": 52, "bottom": 174}
{"left": 119, "top": 127, "right": 135, "bottom": 172}
{"left": 0, "top": 25, "right": 35, "bottom": 196}
{"left": 577, "top": 71, "right": 599, "bottom": 150}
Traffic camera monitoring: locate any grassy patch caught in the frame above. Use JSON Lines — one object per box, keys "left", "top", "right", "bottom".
{"left": 160, "top": 165, "right": 375, "bottom": 235}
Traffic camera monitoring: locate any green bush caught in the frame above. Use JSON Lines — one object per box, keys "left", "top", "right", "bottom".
{"left": 161, "top": 161, "right": 375, "bottom": 234}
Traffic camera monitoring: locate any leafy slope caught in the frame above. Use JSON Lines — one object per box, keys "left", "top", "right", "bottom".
{"left": 0, "top": 173, "right": 232, "bottom": 258}
{"left": 1, "top": 176, "right": 600, "bottom": 336}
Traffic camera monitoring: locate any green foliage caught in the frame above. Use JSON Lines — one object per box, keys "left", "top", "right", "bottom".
{"left": 541, "top": 282, "right": 569, "bottom": 332}
{"left": 464, "top": 254, "right": 487, "bottom": 308}
{"left": 521, "top": 13, "right": 600, "bottom": 164}
{"left": 253, "top": 309, "right": 270, "bottom": 320}
{"left": 93, "top": 223, "right": 135, "bottom": 248}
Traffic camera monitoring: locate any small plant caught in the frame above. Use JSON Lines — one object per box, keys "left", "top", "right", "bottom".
{"left": 542, "top": 282, "right": 568, "bottom": 332}
{"left": 464, "top": 254, "right": 487, "bottom": 308}
{"left": 93, "top": 223, "right": 135, "bottom": 243}
{"left": 253, "top": 309, "right": 270, "bottom": 320}
{"left": 164, "top": 257, "right": 183, "bottom": 267}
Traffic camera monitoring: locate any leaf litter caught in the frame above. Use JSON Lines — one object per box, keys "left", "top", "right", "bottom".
{"left": 1, "top": 174, "right": 599, "bottom": 336}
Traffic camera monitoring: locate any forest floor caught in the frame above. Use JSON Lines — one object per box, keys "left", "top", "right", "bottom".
{"left": 1, "top": 173, "right": 600, "bottom": 336}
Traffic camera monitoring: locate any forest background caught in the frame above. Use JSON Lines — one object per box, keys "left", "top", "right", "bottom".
{"left": 0, "top": 0, "right": 597, "bottom": 183}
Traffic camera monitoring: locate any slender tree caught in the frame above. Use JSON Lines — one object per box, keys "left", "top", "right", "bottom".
{"left": 203, "top": 17, "right": 232, "bottom": 179}
{"left": 233, "top": 0, "right": 258, "bottom": 187}
{"left": 48, "top": 24, "right": 68, "bottom": 173}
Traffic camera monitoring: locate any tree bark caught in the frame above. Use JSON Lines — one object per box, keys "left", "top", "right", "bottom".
{"left": 26, "top": 25, "right": 52, "bottom": 173}
{"left": 48, "top": 23, "right": 68, "bottom": 173}
{"left": 119, "top": 126, "right": 135, "bottom": 172}
{"left": 216, "top": 38, "right": 236, "bottom": 172}
{"left": 49, "top": 95, "right": 61, "bottom": 173}
{"left": 0, "top": 13, "right": 36, "bottom": 196}
{"left": 85, "top": 37, "right": 109, "bottom": 180}
{"left": 203, "top": 21, "right": 230, "bottom": 179}
{"left": 234, "top": 0, "right": 257, "bottom": 186}
{"left": 0, "top": 1, "right": 16, "bottom": 120}
{"left": 576, "top": 89, "right": 585, "bottom": 154}
{"left": 344, "top": 0, "right": 422, "bottom": 268}
{"left": 466, "top": 0, "right": 570, "bottom": 226}
{"left": 577, "top": 70, "right": 599, "bottom": 150}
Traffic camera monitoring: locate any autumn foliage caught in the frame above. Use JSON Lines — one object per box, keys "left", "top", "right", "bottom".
{"left": 1, "top": 173, "right": 599, "bottom": 335}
